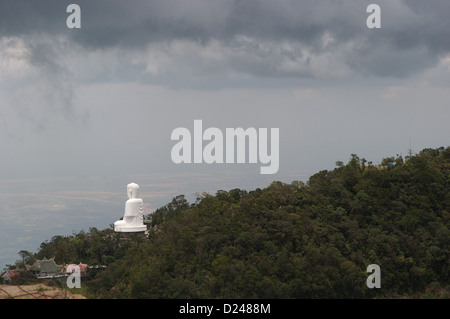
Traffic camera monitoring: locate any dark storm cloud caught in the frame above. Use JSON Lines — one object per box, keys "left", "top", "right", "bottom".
{"left": 0, "top": 0, "right": 449, "bottom": 79}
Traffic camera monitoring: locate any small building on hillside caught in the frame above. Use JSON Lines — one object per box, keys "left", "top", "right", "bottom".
{"left": 0, "top": 269, "right": 24, "bottom": 284}
{"left": 388, "top": 162, "right": 397, "bottom": 168}
{"left": 63, "top": 262, "right": 87, "bottom": 274}
{"left": 27, "top": 258, "right": 63, "bottom": 279}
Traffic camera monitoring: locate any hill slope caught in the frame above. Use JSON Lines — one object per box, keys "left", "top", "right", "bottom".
{"left": 13, "top": 147, "right": 449, "bottom": 298}
{"left": 84, "top": 147, "right": 449, "bottom": 298}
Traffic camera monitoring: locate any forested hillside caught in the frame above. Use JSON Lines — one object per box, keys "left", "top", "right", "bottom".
{"left": 18, "top": 147, "right": 450, "bottom": 298}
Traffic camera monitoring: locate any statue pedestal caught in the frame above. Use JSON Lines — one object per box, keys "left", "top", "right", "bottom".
{"left": 114, "top": 221, "right": 147, "bottom": 232}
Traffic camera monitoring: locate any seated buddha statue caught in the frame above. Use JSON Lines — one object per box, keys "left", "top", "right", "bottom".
{"left": 114, "top": 183, "right": 147, "bottom": 232}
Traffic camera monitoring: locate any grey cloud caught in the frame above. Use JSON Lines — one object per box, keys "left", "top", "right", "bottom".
{"left": 1, "top": 0, "right": 449, "bottom": 81}
{"left": 26, "top": 39, "right": 77, "bottom": 120}
{"left": 0, "top": 35, "right": 88, "bottom": 137}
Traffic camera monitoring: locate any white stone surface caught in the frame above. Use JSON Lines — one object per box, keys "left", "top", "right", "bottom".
{"left": 114, "top": 183, "right": 147, "bottom": 232}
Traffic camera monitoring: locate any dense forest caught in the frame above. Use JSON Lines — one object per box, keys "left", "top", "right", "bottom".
{"left": 10, "top": 147, "right": 450, "bottom": 298}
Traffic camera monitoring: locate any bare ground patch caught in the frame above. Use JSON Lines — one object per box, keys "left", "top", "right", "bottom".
{"left": 0, "top": 284, "right": 86, "bottom": 299}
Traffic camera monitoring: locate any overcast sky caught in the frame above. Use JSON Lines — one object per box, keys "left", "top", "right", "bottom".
{"left": 0, "top": 0, "right": 449, "bottom": 266}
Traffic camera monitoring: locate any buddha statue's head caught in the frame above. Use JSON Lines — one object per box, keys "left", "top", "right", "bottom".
{"left": 127, "top": 183, "right": 140, "bottom": 199}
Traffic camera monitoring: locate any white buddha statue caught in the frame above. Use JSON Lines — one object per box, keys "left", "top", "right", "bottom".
{"left": 114, "top": 183, "right": 147, "bottom": 232}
